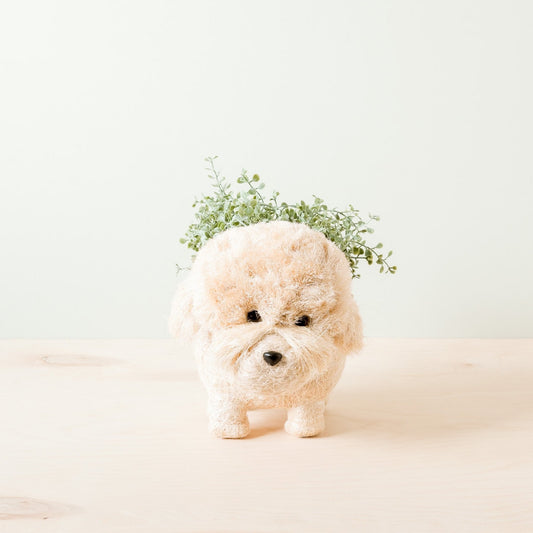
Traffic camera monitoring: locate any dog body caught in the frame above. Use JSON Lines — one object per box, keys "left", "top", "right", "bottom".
{"left": 170, "top": 221, "right": 363, "bottom": 437}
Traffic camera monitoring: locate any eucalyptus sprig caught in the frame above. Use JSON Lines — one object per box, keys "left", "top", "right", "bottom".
{"left": 178, "top": 157, "right": 396, "bottom": 279}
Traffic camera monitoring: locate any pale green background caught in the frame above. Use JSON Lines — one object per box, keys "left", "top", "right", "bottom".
{"left": 1, "top": 0, "right": 531, "bottom": 338}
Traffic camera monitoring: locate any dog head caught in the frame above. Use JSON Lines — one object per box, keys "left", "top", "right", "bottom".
{"left": 169, "top": 221, "right": 363, "bottom": 396}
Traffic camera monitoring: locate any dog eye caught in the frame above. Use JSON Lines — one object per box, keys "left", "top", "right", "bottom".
{"left": 295, "top": 315, "right": 310, "bottom": 327}
{"left": 247, "top": 310, "right": 262, "bottom": 323}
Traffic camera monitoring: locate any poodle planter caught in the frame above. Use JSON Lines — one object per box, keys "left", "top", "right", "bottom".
{"left": 169, "top": 158, "right": 395, "bottom": 438}
{"left": 169, "top": 220, "right": 363, "bottom": 438}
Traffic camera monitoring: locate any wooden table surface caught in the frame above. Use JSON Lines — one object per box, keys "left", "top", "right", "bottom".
{"left": 1, "top": 339, "right": 532, "bottom": 532}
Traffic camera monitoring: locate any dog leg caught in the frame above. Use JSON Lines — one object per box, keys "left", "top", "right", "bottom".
{"left": 207, "top": 394, "right": 250, "bottom": 438}
{"left": 284, "top": 400, "right": 326, "bottom": 437}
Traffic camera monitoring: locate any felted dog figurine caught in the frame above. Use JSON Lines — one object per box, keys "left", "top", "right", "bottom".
{"left": 169, "top": 220, "right": 363, "bottom": 438}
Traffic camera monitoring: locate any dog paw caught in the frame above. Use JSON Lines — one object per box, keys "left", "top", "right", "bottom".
{"left": 284, "top": 416, "right": 325, "bottom": 438}
{"left": 209, "top": 420, "right": 250, "bottom": 439}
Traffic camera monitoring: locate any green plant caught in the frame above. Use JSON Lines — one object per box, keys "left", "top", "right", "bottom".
{"left": 178, "top": 157, "right": 396, "bottom": 279}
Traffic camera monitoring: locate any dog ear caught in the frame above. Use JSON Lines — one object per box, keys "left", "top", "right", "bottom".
{"left": 335, "top": 295, "right": 364, "bottom": 354}
{"left": 168, "top": 277, "right": 199, "bottom": 341}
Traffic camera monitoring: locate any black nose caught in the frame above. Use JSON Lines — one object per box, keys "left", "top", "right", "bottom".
{"left": 263, "top": 351, "right": 283, "bottom": 366}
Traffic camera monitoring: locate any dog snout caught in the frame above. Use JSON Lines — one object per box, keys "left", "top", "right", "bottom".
{"left": 263, "top": 351, "right": 283, "bottom": 366}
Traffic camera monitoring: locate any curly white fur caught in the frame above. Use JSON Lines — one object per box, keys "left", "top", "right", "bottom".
{"left": 169, "top": 221, "right": 363, "bottom": 438}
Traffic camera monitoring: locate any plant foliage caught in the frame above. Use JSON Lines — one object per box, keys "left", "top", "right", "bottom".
{"left": 178, "top": 157, "right": 396, "bottom": 279}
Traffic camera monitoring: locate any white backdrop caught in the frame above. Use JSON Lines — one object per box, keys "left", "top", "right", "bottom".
{"left": 1, "top": 0, "right": 531, "bottom": 338}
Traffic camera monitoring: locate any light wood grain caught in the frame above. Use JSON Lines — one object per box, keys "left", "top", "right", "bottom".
{"left": 1, "top": 339, "right": 532, "bottom": 532}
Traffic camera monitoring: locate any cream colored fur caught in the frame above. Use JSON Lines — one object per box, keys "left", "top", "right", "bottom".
{"left": 169, "top": 221, "right": 363, "bottom": 438}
